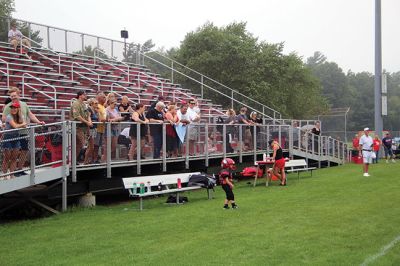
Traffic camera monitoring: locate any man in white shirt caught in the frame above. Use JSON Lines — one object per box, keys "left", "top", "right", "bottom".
{"left": 359, "top": 127, "right": 374, "bottom": 176}
{"left": 8, "top": 22, "right": 31, "bottom": 51}
{"left": 187, "top": 100, "right": 201, "bottom": 155}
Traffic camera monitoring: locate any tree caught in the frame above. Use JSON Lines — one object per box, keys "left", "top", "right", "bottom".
{"left": 170, "top": 22, "right": 327, "bottom": 118}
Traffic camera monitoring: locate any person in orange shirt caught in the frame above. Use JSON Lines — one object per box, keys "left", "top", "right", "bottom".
{"left": 372, "top": 135, "right": 381, "bottom": 164}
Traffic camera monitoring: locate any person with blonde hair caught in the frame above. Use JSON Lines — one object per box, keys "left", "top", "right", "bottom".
{"left": 128, "top": 103, "right": 148, "bottom": 160}
{"left": 165, "top": 103, "right": 180, "bottom": 158}
{"left": 8, "top": 21, "right": 31, "bottom": 52}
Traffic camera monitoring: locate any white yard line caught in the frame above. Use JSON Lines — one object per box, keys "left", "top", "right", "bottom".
{"left": 361, "top": 235, "right": 400, "bottom": 266}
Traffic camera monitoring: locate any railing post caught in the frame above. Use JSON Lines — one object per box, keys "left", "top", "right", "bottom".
{"left": 185, "top": 123, "right": 190, "bottom": 169}
{"left": 28, "top": 23, "right": 31, "bottom": 40}
{"left": 327, "top": 138, "right": 331, "bottom": 167}
{"left": 253, "top": 125, "right": 257, "bottom": 162}
{"left": 81, "top": 34, "right": 84, "bottom": 53}
{"left": 106, "top": 123, "right": 111, "bottom": 178}
{"left": 289, "top": 125, "right": 293, "bottom": 159}
{"left": 137, "top": 122, "right": 141, "bottom": 175}
{"left": 222, "top": 124, "right": 227, "bottom": 159}
{"left": 71, "top": 122, "right": 77, "bottom": 182}
{"left": 62, "top": 121, "right": 68, "bottom": 212}
{"left": 239, "top": 125, "right": 243, "bottom": 163}
{"left": 162, "top": 123, "right": 167, "bottom": 172}
{"left": 231, "top": 91, "right": 234, "bottom": 110}
{"left": 201, "top": 75, "right": 204, "bottom": 99}
{"left": 171, "top": 61, "right": 174, "bottom": 83}
{"left": 111, "top": 40, "right": 114, "bottom": 58}
{"left": 205, "top": 124, "right": 209, "bottom": 167}
{"left": 65, "top": 30, "right": 68, "bottom": 53}
{"left": 47, "top": 26, "right": 50, "bottom": 49}
{"left": 29, "top": 127, "right": 35, "bottom": 185}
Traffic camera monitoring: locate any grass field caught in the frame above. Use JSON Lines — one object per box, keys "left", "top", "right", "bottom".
{"left": 1, "top": 162, "right": 400, "bottom": 265}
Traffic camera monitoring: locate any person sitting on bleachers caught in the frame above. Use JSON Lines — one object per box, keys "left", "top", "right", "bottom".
{"left": 8, "top": 22, "right": 31, "bottom": 53}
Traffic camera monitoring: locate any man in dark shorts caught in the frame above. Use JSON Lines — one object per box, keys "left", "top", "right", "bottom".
{"left": 146, "top": 101, "right": 164, "bottom": 159}
{"left": 382, "top": 133, "right": 396, "bottom": 163}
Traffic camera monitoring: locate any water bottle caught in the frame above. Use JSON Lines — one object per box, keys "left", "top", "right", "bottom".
{"left": 139, "top": 183, "right": 145, "bottom": 194}
{"left": 267, "top": 154, "right": 271, "bottom": 161}
{"left": 147, "top": 181, "right": 151, "bottom": 193}
{"left": 158, "top": 182, "right": 162, "bottom": 191}
{"left": 131, "top": 182, "right": 137, "bottom": 195}
{"left": 263, "top": 153, "right": 267, "bottom": 161}
{"left": 177, "top": 178, "right": 182, "bottom": 189}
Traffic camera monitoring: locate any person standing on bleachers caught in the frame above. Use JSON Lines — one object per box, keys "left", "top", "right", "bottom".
{"left": 187, "top": 99, "right": 201, "bottom": 155}
{"left": 2, "top": 87, "right": 45, "bottom": 176}
{"left": 128, "top": 103, "right": 149, "bottom": 160}
{"left": 94, "top": 92, "right": 107, "bottom": 163}
{"left": 8, "top": 22, "right": 31, "bottom": 53}
{"left": 118, "top": 96, "right": 134, "bottom": 121}
{"left": 84, "top": 98, "right": 99, "bottom": 164}
{"left": 101, "top": 98, "right": 123, "bottom": 162}
{"left": 71, "top": 90, "right": 92, "bottom": 162}
{"left": 165, "top": 103, "right": 180, "bottom": 158}
{"left": 146, "top": 101, "right": 165, "bottom": 159}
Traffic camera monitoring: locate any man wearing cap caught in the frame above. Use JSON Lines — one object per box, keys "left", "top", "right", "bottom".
{"left": 359, "top": 128, "right": 374, "bottom": 177}
{"left": 2, "top": 87, "right": 45, "bottom": 176}
{"left": 71, "top": 90, "right": 92, "bottom": 160}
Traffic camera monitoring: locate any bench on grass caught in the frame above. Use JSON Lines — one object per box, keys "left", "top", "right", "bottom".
{"left": 285, "top": 159, "right": 316, "bottom": 180}
{"left": 122, "top": 172, "right": 212, "bottom": 210}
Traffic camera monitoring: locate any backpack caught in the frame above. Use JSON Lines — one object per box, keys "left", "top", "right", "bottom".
{"left": 241, "top": 166, "right": 263, "bottom": 178}
{"left": 188, "top": 173, "right": 217, "bottom": 189}
{"left": 166, "top": 195, "right": 188, "bottom": 204}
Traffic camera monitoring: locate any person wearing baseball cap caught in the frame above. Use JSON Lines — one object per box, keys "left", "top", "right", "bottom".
{"left": 358, "top": 127, "right": 373, "bottom": 176}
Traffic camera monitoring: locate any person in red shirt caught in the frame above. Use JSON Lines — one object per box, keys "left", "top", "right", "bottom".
{"left": 372, "top": 135, "right": 381, "bottom": 164}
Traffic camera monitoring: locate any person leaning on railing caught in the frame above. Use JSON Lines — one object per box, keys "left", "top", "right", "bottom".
{"left": 128, "top": 103, "right": 149, "bottom": 160}
{"left": 2, "top": 87, "right": 45, "bottom": 176}
{"left": 101, "top": 98, "right": 123, "bottom": 162}
{"left": 1, "top": 102, "right": 27, "bottom": 180}
{"left": 71, "top": 90, "right": 92, "bottom": 162}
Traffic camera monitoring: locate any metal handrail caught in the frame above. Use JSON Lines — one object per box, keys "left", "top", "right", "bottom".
{"left": 70, "top": 62, "right": 100, "bottom": 90}
{"left": 20, "top": 36, "right": 61, "bottom": 73}
{"left": 0, "top": 58, "right": 9, "bottom": 87}
{"left": 172, "top": 89, "right": 195, "bottom": 102}
{"left": 141, "top": 50, "right": 282, "bottom": 119}
{"left": 22, "top": 73, "right": 57, "bottom": 109}
{"left": 110, "top": 83, "right": 140, "bottom": 103}
{"left": 137, "top": 71, "right": 165, "bottom": 96}
{"left": 94, "top": 48, "right": 131, "bottom": 82}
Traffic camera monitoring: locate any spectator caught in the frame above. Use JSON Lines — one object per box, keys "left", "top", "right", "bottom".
{"left": 224, "top": 109, "right": 236, "bottom": 153}
{"left": 101, "top": 99, "right": 123, "bottom": 162}
{"left": 118, "top": 96, "right": 134, "bottom": 121}
{"left": 2, "top": 102, "right": 27, "bottom": 179}
{"left": 372, "top": 135, "right": 381, "bottom": 164}
{"left": 71, "top": 90, "right": 92, "bottom": 161}
{"left": 2, "top": 87, "right": 45, "bottom": 175}
{"left": 207, "top": 132, "right": 218, "bottom": 153}
{"left": 94, "top": 92, "right": 107, "bottom": 163}
{"left": 187, "top": 99, "right": 201, "bottom": 155}
{"left": 105, "top": 92, "right": 116, "bottom": 108}
{"left": 382, "top": 132, "right": 396, "bottom": 163}
{"left": 359, "top": 127, "right": 374, "bottom": 177}
{"left": 165, "top": 103, "right": 180, "bottom": 158}
{"left": 84, "top": 98, "right": 99, "bottom": 164}
{"left": 146, "top": 101, "right": 165, "bottom": 159}
{"left": 128, "top": 103, "right": 149, "bottom": 160}
{"left": 249, "top": 111, "right": 262, "bottom": 149}
{"left": 8, "top": 21, "right": 31, "bottom": 53}
{"left": 236, "top": 107, "right": 253, "bottom": 151}
{"left": 177, "top": 103, "right": 190, "bottom": 156}
{"left": 312, "top": 122, "right": 321, "bottom": 152}
{"left": 292, "top": 120, "right": 300, "bottom": 149}
{"left": 149, "top": 95, "right": 164, "bottom": 110}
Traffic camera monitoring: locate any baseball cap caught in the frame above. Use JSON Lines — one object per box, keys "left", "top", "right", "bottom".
{"left": 10, "top": 102, "right": 20, "bottom": 108}
{"left": 364, "top": 127, "right": 370, "bottom": 131}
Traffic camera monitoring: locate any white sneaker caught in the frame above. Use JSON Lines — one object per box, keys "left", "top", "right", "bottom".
{"left": 363, "top": 173, "right": 370, "bottom": 177}
{"left": 392, "top": 159, "right": 396, "bottom": 163}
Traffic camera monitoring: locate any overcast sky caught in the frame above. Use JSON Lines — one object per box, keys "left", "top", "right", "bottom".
{"left": 13, "top": 0, "right": 400, "bottom": 73}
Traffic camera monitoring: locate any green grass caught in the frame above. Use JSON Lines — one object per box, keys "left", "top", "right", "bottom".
{"left": 1, "top": 162, "right": 400, "bottom": 265}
